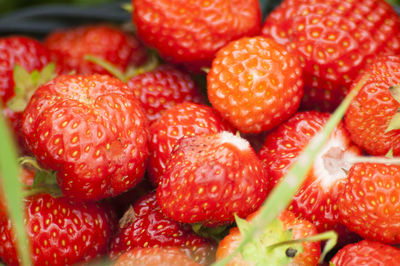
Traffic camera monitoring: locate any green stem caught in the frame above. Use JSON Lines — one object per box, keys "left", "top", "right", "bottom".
{"left": 84, "top": 54, "right": 127, "bottom": 82}
{"left": 212, "top": 74, "right": 370, "bottom": 266}
{"left": 0, "top": 113, "right": 31, "bottom": 265}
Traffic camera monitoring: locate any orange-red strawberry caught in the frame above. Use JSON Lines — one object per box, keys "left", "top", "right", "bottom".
{"left": 0, "top": 36, "right": 56, "bottom": 151}
{"left": 21, "top": 74, "right": 149, "bottom": 200}
{"left": 262, "top": 0, "right": 400, "bottom": 111}
{"left": 207, "top": 36, "right": 303, "bottom": 133}
{"left": 258, "top": 111, "right": 361, "bottom": 231}
{"left": 345, "top": 55, "right": 400, "bottom": 156}
{"left": 148, "top": 102, "right": 232, "bottom": 185}
{"left": 0, "top": 193, "right": 116, "bottom": 266}
{"left": 127, "top": 65, "right": 204, "bottom": 124}
{"left": 216, "top": 210, "right": 320, "bottom": 265}
{"left": 132, "top": 0, "right": 261, "bottom": 68}
{"left": 338, "top": 162, "right": 400, "bottom": 244}
{"left": 114, "top": 247, "right": 200, "bottom": 266}
{"left": 110, "top": 192, "right": 215, "bottom": 265}
{"left": 331, "top": 240, "right": 400, "bottom": 266}
{"left": 44, "top": 24, "right": 147, "bottom": 75}
{"left": 157, "top": 131, "right": 268, "bottom": 226}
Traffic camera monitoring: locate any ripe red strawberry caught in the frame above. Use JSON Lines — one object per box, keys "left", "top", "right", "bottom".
{"left": 44, "top": 24, "right": 147, "bottom": 75}
{"left": 258, "top": 111, "right": 361, "bottom": 231}
{"left": 338, "top": 162, "right": 400, "bottom": 244}
{"left": 0, "top": 193, "right": 116, "bottom": 266}
{"left": 157, "top": 131, "right": 269, "bottom": 226}
{"left": 330, "top": 240, "right": 400, "bottom": 265}
{"left": 110, "top": 192, "right": 215, "bottom": 265}
{"left": 216, "top": 210, "right": 320, "bottom": 265}
{"left": 127, "top": 65, "right": 204, "bottom": 124}
{"left": 21, "top": 74, "right": 149, "bottom": 200}
{"left": 132, "top": 0, "right": 261, "bottom": 68}
{"left": 207, "top": 36, "right": 303, "bottom": 133}
{"left": 261, "top": 0, "right": 400, "bottom": 111}
{"left": 0, "top": 36, "right": 56, "bottom": 150}
{"left": 114, "top": 247, "right": 200, "bottom": 266}
{"left": 344, "top": 55, "right": 400, "bottom": 156}
{"left": 148, "top": 102, "right": 233, "bottom": 186}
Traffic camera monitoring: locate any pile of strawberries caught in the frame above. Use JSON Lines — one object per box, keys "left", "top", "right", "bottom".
{"left": 2, "top": 0, "right": 400, "bottom": 265}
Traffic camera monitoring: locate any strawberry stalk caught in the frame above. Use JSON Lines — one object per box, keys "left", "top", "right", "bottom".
{"left": 213, "top": 73, "right": 371, "bottom": 266}
{"left": 0, "top": 113, "right": 31, "bottom": 265}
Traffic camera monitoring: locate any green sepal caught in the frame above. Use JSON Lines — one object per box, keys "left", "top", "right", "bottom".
{"left": 191, "top": 223, "right": 231, "bottom": 242}
{"left": 389, "top": 85, "right": 400, "bottom": 104}
{"left": 7, "top": 63, "right": 56, "bottom": 112}
{"left": 121, "top": 3, "right": 133, "bottom": 12}
{"left": 385, "top": 109, "right": 400, "bottom": 133}
{"left": 386, "top": 148, "right": 394, "bottom": 158}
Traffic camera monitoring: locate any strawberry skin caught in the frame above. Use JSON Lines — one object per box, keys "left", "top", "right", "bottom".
{"left": 148, "top": 102, "right": 233, "bottom": 186}
{"left": 110, "top": 192, "right": 215, "bottom": 265}
{"left": 208, "top": 36, "right": 303, "bottom": 133}
{"left": 262, "top": 0, "right": 400, "bottom": 111}
{"left": 338, "top": 163, "right": 400, "bottom": 244}
{"left": 331, "top": 240, "right": 400, "bottom": 265}
{"left": 114, "top": 247, "right": 200, "bottom": 266}
{"left": 44, "top": 24, "right": 147, "bottom": 75}
{"left": 132, "top": 0, "right": 261, "bottom": 67}
{"left": 216, "top": 210, "right": 320, "bottom": 266}
{"left": 345, "top": 55, "right": 400, "bottom": 156}
{"left": 0, "top": 194, "right": 116, "bottom": 266}
{"left": 157, "top": 131, "right": 269, "bottom": 226}
{"left": 22, "top": 74, "right": 149, "bottom": 200}
{"left": 127, "top": 65, "right": 204, "bottom": 123}
{"left": 258, "top": 111, "right": 361, "bottom": 231}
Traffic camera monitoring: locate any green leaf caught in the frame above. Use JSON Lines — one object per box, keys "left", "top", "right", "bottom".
{"left": 0, "top": 112, "right": 31, "bottom": 265}
{"left": 213, "top": 73, "right": 371, "bottom": 266}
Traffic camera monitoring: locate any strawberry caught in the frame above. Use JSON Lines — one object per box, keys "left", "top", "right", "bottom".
{"left": 21, "top": 74, "right": 149, "bottom": 201}
{"left": 338, "top": 162, "right": 400, "bottom": 244}
{"left": 44, "top": 24, "right": 147, "bottom": 75}
{"left": 258, "top": 111, "right": 361, "bottom": 231}
{"left": 114, "top": 247, "right": 200, "bottom": 266}
{"left": 127, "top": 65, "right": 204, "bottom": 124}
{"left": 132, "top": 0, "right": 261, "bottom": 68}
{"left": 157, "top": 131, "right": 269, "bottom": 226}
{"left": 330, "top": 240, "right": 400, "bottom": 265}
{"left": 148, "top": 102, "right": 233, "bottom": 186}
{"left": 110, "top": 192, "right": 215, "bottom": 265}
{"left": 0, "top": 36, "right": 57, "bottom": 151}
{"left": 0, "top": 193, "right": 116, "bottom": 266}
{"left": 216, "top": 210, "right": 320, "bottom": 265}
{"left": 344, "top": 55, "right": 400, "bottom": 156}
{"left": 207, "top": 36, "right": 303, "bottom": 133}
{"left": 261, "top": 0, "right": 400, "bottom": 111}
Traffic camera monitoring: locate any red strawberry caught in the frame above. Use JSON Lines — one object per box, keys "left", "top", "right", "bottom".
{"left": 207, "top": 36, "right": 303, "bottom": 133}
{"left": 344, "top": 55, "right": 400, "bottom": 156}
{"left": 330, "top": 240, "right": 400, "bottom": 265}
{"left": 21, "top": 74, "right": 149, "bottom": 200}
{"left": 258, "top": 111, "right": 361, "bottom": 231}
{"left": 114, "top": 247, "right": 200, "bottom": 266}
{"left": 110, "top": 192, "right": 215, "bottom": 265}
{"left": 216, "top": 210, "right": 320, "bottom": 265}
{"left": 132, "top": 0, "right": 261, "bottom": 68}
{"left": 0, "top": 193, "right": 116, "bottom": 266}
{"left": 44, "top": 24, "right": 147, "bottom": 75}
{"left": 148, "top": 102, "right": 233, "bottom": 186}
{"left": 0, "top": 36, "right": 56, "bottom": 150}
{"left": 338, "top": 162, "right": 400, "bottom": 244}
{"left": 127, "top": 65, "right": 204, "bottom": 124}
{"left": 157, "top": 131, "right": 269, "bottom": 226}
{"left": 261, "top": 0, "right": 400, "bottom": 111}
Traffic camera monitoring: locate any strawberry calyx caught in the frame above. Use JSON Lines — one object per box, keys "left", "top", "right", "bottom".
{"left": 191, "top": 223, "right": 231, "bottom": 242}
{"left": 84, "top": 51, "right": 159, "bottom": 82}
{"left": 7, "top": 63, "right": 56, "bottom": 112}
{"left": 18, "top": 156, "right": 61, "bottom": 198}
{"left": 386, "top": 85, "right": 400, "bottom": 133}
{"left": 234, "top": 214, "right": 303, "bottom": 265}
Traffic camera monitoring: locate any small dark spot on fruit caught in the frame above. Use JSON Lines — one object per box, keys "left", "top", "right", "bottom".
{"left": 285, "top": 247, "right": 297, "bottom": 258}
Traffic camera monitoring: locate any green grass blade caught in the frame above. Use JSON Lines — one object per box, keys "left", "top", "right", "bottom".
{"left": 0, "top": 113, "right": 31, "bottom": 265}
{"left": 213, "top": 74, "right": 370, "bottom": 266}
